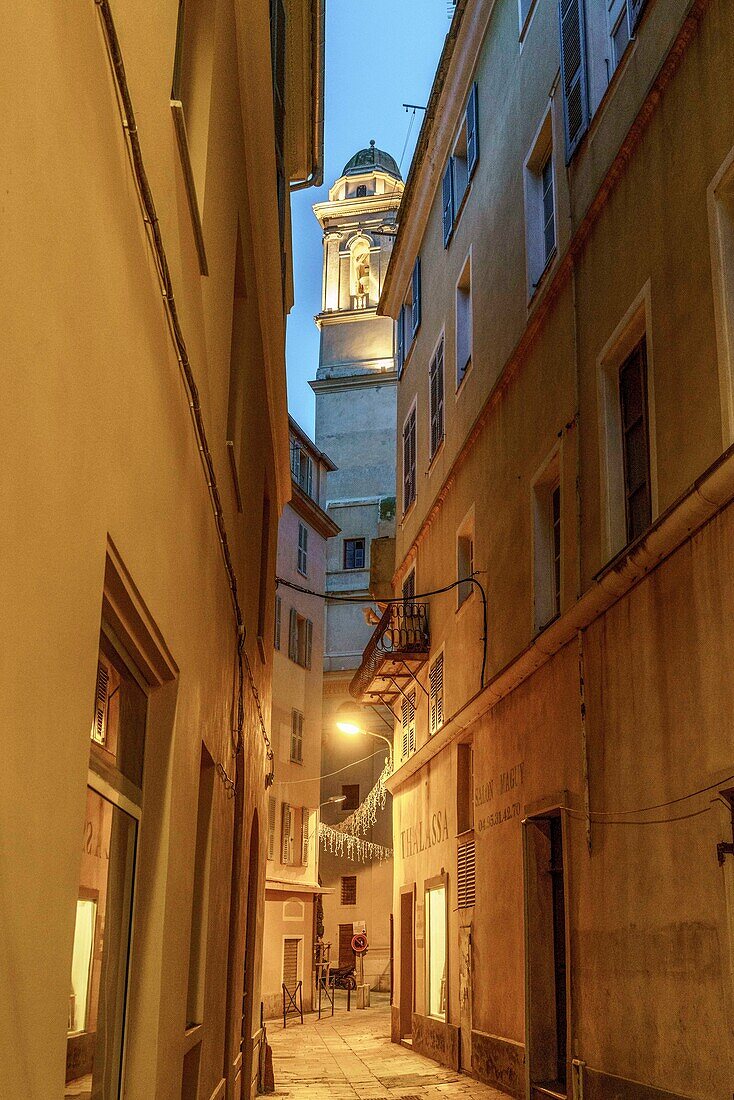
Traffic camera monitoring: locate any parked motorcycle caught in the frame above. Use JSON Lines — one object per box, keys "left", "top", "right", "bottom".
{"left": 328, "top": 963, "right": 357, "bottom": 991}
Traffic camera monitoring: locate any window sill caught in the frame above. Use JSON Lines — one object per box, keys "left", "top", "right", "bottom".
{"left": 297, "top": 568, "right": 308, "bottom": 578}
{"left": 456, "top": 589, "right": 476, "bottom": 616}
{"left": 528, "top": 247, "right": 558, "bottom": 307}
{"left": 401, "top": 498, "right": 417, "bottom": 524}
{"left": 455, "top": 359, "right": 472, "bottom": 397}
{"left": 427, "top": 439, "right": 445, "bottom": 476}
{"left": 532, "top": 611, "right": 559, "bottom": 641}
{"left": 170, "top": 100, "right": 209, "bottom": 276}
{"left": 518, "top": 0, "right": 540, "bottom": 46}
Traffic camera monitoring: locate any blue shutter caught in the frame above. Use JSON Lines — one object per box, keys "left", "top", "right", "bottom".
{"left": 629, "top": 0, "right": 648, "bottom": 31}
{"left": 559, "top": 0, "right": 589, "bottom": 162}
{"left": 411, "top": 257, "right": 421, "bottom": 337}
{"left": 396, "top": 307, "right": 405, "bottom": 376}
{"left": 466, "top": 83, "right": 479, "bottom": 178}
{"left": 442, "top": 161, "right": 454, "bottom": 248}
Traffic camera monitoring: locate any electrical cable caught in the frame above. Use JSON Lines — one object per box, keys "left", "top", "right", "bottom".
{"left": 95, "top": 0, "right": 273, "bottom": 792}
{"left": 277, "top": 573, "right": 488, "bottom": 690}
{"left": 277, "top": 747, "right": 387, "bottom": 785}
{"left": 561, "top": 803, "right": 713, "bottom": 827}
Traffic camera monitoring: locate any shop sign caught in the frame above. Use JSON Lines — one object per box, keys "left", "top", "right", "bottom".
{"left": 400, "top": 808, "right": 450, "bottom": 858}
{"left": 475, "top": 760, "right": 524, "bottom": 833}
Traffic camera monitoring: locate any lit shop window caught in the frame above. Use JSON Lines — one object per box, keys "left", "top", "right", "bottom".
{"left": 66, "top": 634, "right": 146, "bottom": 1099}
{"left": 425, "top": 880, "right": 447, "bottom": 1020}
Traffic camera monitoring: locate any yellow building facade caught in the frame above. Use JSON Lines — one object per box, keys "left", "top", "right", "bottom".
{"left": 1, "top": 1, "right": 323, "bottom": 1098}
{"left": 353, "top": 0, "right": 734, "bottom": 1096}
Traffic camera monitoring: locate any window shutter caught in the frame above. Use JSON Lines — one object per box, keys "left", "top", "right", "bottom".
{"left": 305, "top": 619, "right": 313, "bottom": 669}
{"left": 411, "top": 257, "right": 422, "bottom": 336}
{"left": 281, "top": 803, "right": 293, "bottom": 864}
{"left": 466, "top": 83, "right": 479, "bottom": 178}
{"left": 403, "top": 409, "right": 416, "bottom": 512}
{"left": 457, "top": 839, "right": 476, "bottom": 908}
{"left": 401, "top": 691, "right": 416, "bottom": 759}
{"left": 430, "top": 653, "right": 444, "bottom": 734}
{"left": 92, "top": 660, "right": 109, "bottom": 745}
{"left": 442, "top": 161, "right": 454, "bottom": 247}
{"left": 267, "top": 796, "right": 276, "bottom": 860}
{"left": 430, "top": 341, "right": 444, "bottom": 458}
{"left": 288, "top": 607, "right": 298, "bottom": 661}
{"left": 274, "top": 595, "right": 281, "bottom": 650}
{"left": 629, "top": 0, "right": 648, "bottom": 31}
{"left": 396, "top": 308, "right": 405, "bottom": 376}
{"left": 283, "top": 938, "right": 299, "bottom": 988}
{"left": 301, "top": 809, "right": 310, "bottom": 866}
{"left": 559, "top": 0, "right": 589, "bottom": 161}
{"left": 306, "top": 456, "right": 313, "bottom": 498}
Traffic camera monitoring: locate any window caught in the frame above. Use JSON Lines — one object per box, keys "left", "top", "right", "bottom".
{"left": 341, "top": 875, "right": 357, "bottom": 906}
{"left": 344, "top": 538, "right": 366, "bottom": 570}
{"left": 442, "top": 84, "right": 479, "bottom": 247}
{"left": 532, "top": 452, "right": 562, "bottom": 630}
{"left": 425, "top": 878, "right": 448, "bottom": 1019}
{"left": 619, "top": 340, "right": 652, "bottom": 543}
{"left": 457, "top": 516, "right": 474, "bottom": 610}
{"left": 402, "top": 569, "right": 416, "bottom": 603}
{"left": 274, "top": 595, "right": 281, "bottom": 650}
{"left": 288, "top": 609, "right": 313, "bottom": 669}
{"left": 267, "top": 796, "right": 276, "bottom": 860}
{"left": 402, "top": 403, "right": 417, "bottom": 514}
{"left": 609, "top": 0, "right": 631, "bottom": 71}
{"left": 342, "top": 784, "right": 360, "bottom": 811}
{"left": 457, "top": 841, "right": 476, "bottom": 908}
{"left": 297, "top": 522, "right": 308, "bottom": 576}
{"left": 401, "top": 691, "right": 416, "bottom": 760}
{"left": 397, "top": 257, "right": 421, "bottom": 376}
{"left": 281, "top": 804, "right": 308, "bottom": 866}
{"left": 290, "top": 709, "right": 304, "bottom": 764}
{"left": 283, "top": 938, "right": 300, "bottom": 989}
{"left": 525, "top": 112, "right": 556, "bottom": 295}
{"left": 301, "top": 810, "right": 311, "bottom": 866}
{"left": 290, "top": 437, "right": 314, "bottom": 497}
{"left": 67, "top": 634, "right": 147, "bottom": 1096}
{"left": 456, "top": 254, "right": 472, "bottom": 387}
{"left": 356, "top": 184, "right": 367, "bottom": 198}
{"left": 429, "top": 652, "right": 444, "bottom": 735}
{"left": 429, "top": 338, "right": 445, "bottom": 460}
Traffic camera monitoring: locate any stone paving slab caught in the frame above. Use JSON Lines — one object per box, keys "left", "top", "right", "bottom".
{"left": 267, "top": 993, "right": 511, "bottom": 1100}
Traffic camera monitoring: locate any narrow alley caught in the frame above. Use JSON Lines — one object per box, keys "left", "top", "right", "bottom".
{"left": 268, "top": 996, "right": 511, "bottom": 1100}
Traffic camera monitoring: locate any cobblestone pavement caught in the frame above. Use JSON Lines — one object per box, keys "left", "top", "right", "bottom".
{"left": 267, "top": 993, "right": 512, "bottom": 1100}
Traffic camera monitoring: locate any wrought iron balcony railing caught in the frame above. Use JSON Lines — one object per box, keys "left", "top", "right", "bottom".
{"left": 350, "top": 601, "right": 430, "bottom": 706}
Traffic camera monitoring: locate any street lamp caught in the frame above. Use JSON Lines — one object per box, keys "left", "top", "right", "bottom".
{"left": 319, "top": 794, "right": 347, "bottom": 809}
{"left": 335, "top": 702, "right": 393, "bottom": 766}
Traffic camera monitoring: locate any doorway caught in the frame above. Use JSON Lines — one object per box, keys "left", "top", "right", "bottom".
{"left": 524, "top": 812, "right": 568, "bottom": 1097}
{"left": 399, "top": 886, "right": 415, "bottom": 1040}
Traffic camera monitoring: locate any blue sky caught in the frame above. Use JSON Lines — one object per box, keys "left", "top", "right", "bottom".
{"left": 285, "top": 0, "right": 450, "bottom": 438}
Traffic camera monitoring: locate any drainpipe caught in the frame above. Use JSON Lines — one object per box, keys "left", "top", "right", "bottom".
{"left": 290, "top": 0, "right": 325, "bottom": 190}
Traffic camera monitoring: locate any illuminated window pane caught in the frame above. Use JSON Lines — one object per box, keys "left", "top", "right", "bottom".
{"left": 68, "top": 898, "right": 97, "bottom": 1035}
{"left": 426, "top": 884, "right": 447, "bottom": 1019}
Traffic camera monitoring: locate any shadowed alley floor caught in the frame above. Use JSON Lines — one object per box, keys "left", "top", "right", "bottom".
{"left": 267, "top": 993, "right": 512, "bottom": 1100}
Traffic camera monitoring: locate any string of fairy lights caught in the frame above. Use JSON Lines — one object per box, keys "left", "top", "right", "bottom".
{"left": 319, "top": 759, "right": 393, "bottom": 863}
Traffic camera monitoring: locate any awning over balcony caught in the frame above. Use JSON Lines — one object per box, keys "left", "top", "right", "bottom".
{"left": 349, "top": 602, "right": 430, "bottom": 707}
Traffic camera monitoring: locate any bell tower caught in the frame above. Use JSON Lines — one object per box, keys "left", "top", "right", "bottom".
{"left": 311, "top": 142, "right": 403, "bottom": 997}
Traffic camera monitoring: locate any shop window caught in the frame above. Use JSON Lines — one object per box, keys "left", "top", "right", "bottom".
{"left": 67, "top": 632, "right": 147, "bottom": 1097}
{"left": 341, "top": 875, "right": 357, "bottom": 906}
{"left": 425, "top": 878, "right": 448, "bottom": 1019}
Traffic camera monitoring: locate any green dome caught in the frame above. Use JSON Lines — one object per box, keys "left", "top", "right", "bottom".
{"left": 342, "top": 141, "right": 401, "bottom": 181}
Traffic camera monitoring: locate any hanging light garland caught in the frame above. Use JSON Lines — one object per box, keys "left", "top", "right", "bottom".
{"left": 319, "top": 822, "right": 393, "bottom": 863}
{"left": 318, "top": 759, "right": 393, "bottom": 863}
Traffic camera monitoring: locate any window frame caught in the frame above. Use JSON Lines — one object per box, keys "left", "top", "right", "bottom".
{"left": 524, "top": 108, "right": 557, "bottom": 300}
{"left": 297, "top": 521, "right": 309, "bottom": 577}
{"left": 428, "top": 333, "right": 446, "bottom": 465}
{"left": 424, "top": 872, "right": 449, "bottom": 1021}
{"left": 402, "top": 399, "right": 418, "bottom": 516}
{"left": 290, "top": 709, "right": 304, "bottom": 764}
{"left": 343, "top": 537, "right": 366, "bottom": 571}
{"left": 455, "top": 249, "right": 473, "bottom": 392}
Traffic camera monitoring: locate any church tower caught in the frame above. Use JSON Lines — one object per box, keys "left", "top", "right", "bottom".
{"left": 311, "top": 144, "right": 403, "bottom": 992}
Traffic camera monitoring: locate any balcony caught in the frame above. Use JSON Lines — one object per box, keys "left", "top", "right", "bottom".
{"left": 350, "top": 601, "right": 430, "bottom": 706}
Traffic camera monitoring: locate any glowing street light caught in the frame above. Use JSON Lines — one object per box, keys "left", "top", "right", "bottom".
{"left": 335, "top": 702, "right": 393, "bottom": 765}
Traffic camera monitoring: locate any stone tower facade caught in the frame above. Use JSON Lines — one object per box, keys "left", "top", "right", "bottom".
{"left": 311, "top": 144, "right": 403, "bottom": 991}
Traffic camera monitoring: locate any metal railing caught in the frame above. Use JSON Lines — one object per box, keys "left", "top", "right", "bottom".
{"left": 350, "top": 602, "right": 430, "bottom": 700}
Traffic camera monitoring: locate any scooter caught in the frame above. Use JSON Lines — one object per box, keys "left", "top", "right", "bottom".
{"left": 328, "top": 963, "right": 357, "bottom": 990}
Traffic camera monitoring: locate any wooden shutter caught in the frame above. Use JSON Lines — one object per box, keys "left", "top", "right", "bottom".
{"left": 267, "top": 796, "right": 276, "bottom": 860}
{"left": 305, "top": 619, "right": 313, "bottom": 669}
{"left": 92, "top": 660, "right": 109, "bottom": 745}
{"left": 288, "top": 608, "right": 298, "bottom": 661}
{"left": 442, "top": 160, "right": 454, "bottom": 247}
{"left": 283, "top": 938, "right": 299, "bottom": 988}
{"left": 274, "top": 595, "right": 281, "bottom": 650}
{"left": 457, "top": 839, "right": 476, "bottom": 908}
{"left": 559, "top": 0, "right": 589, "bottom": 161}
{"left": 403, "top": 408, "right": 416, "bottom": 512}
{"left": 401, "top": 691, "right": 416, "bottom": 759}
{"left": 341, "top": 876, "right": 357, "bottom": 905}
{"left": 430, "top": 341, "right": 444, "bottom": 458}
{"left": 411, "top": 257, "right": 421, "bottom": 336}
{"left": 430, "top": 652, "right": 444, "bottom": 734}
{"left": 281, "top": 803, "right": 293, "bottom": 864}
{"left": 466, "top": 83, "right": 479, "bottom": 178}
{"left": 629, "top": 0, "right": 648, "bottom": 31}
{"left": 301, "top": 809, "right": 310, "bottom": 866}
{"left": 339, "top": 923, "right": 355, "bottom": 966}
{"left": 396, "top": 307, "right": 405, "bottom": 376}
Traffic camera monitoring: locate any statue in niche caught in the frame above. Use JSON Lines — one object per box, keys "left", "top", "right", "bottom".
{"left": 350, "top": 241, "right": 370, "bottom": 302}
